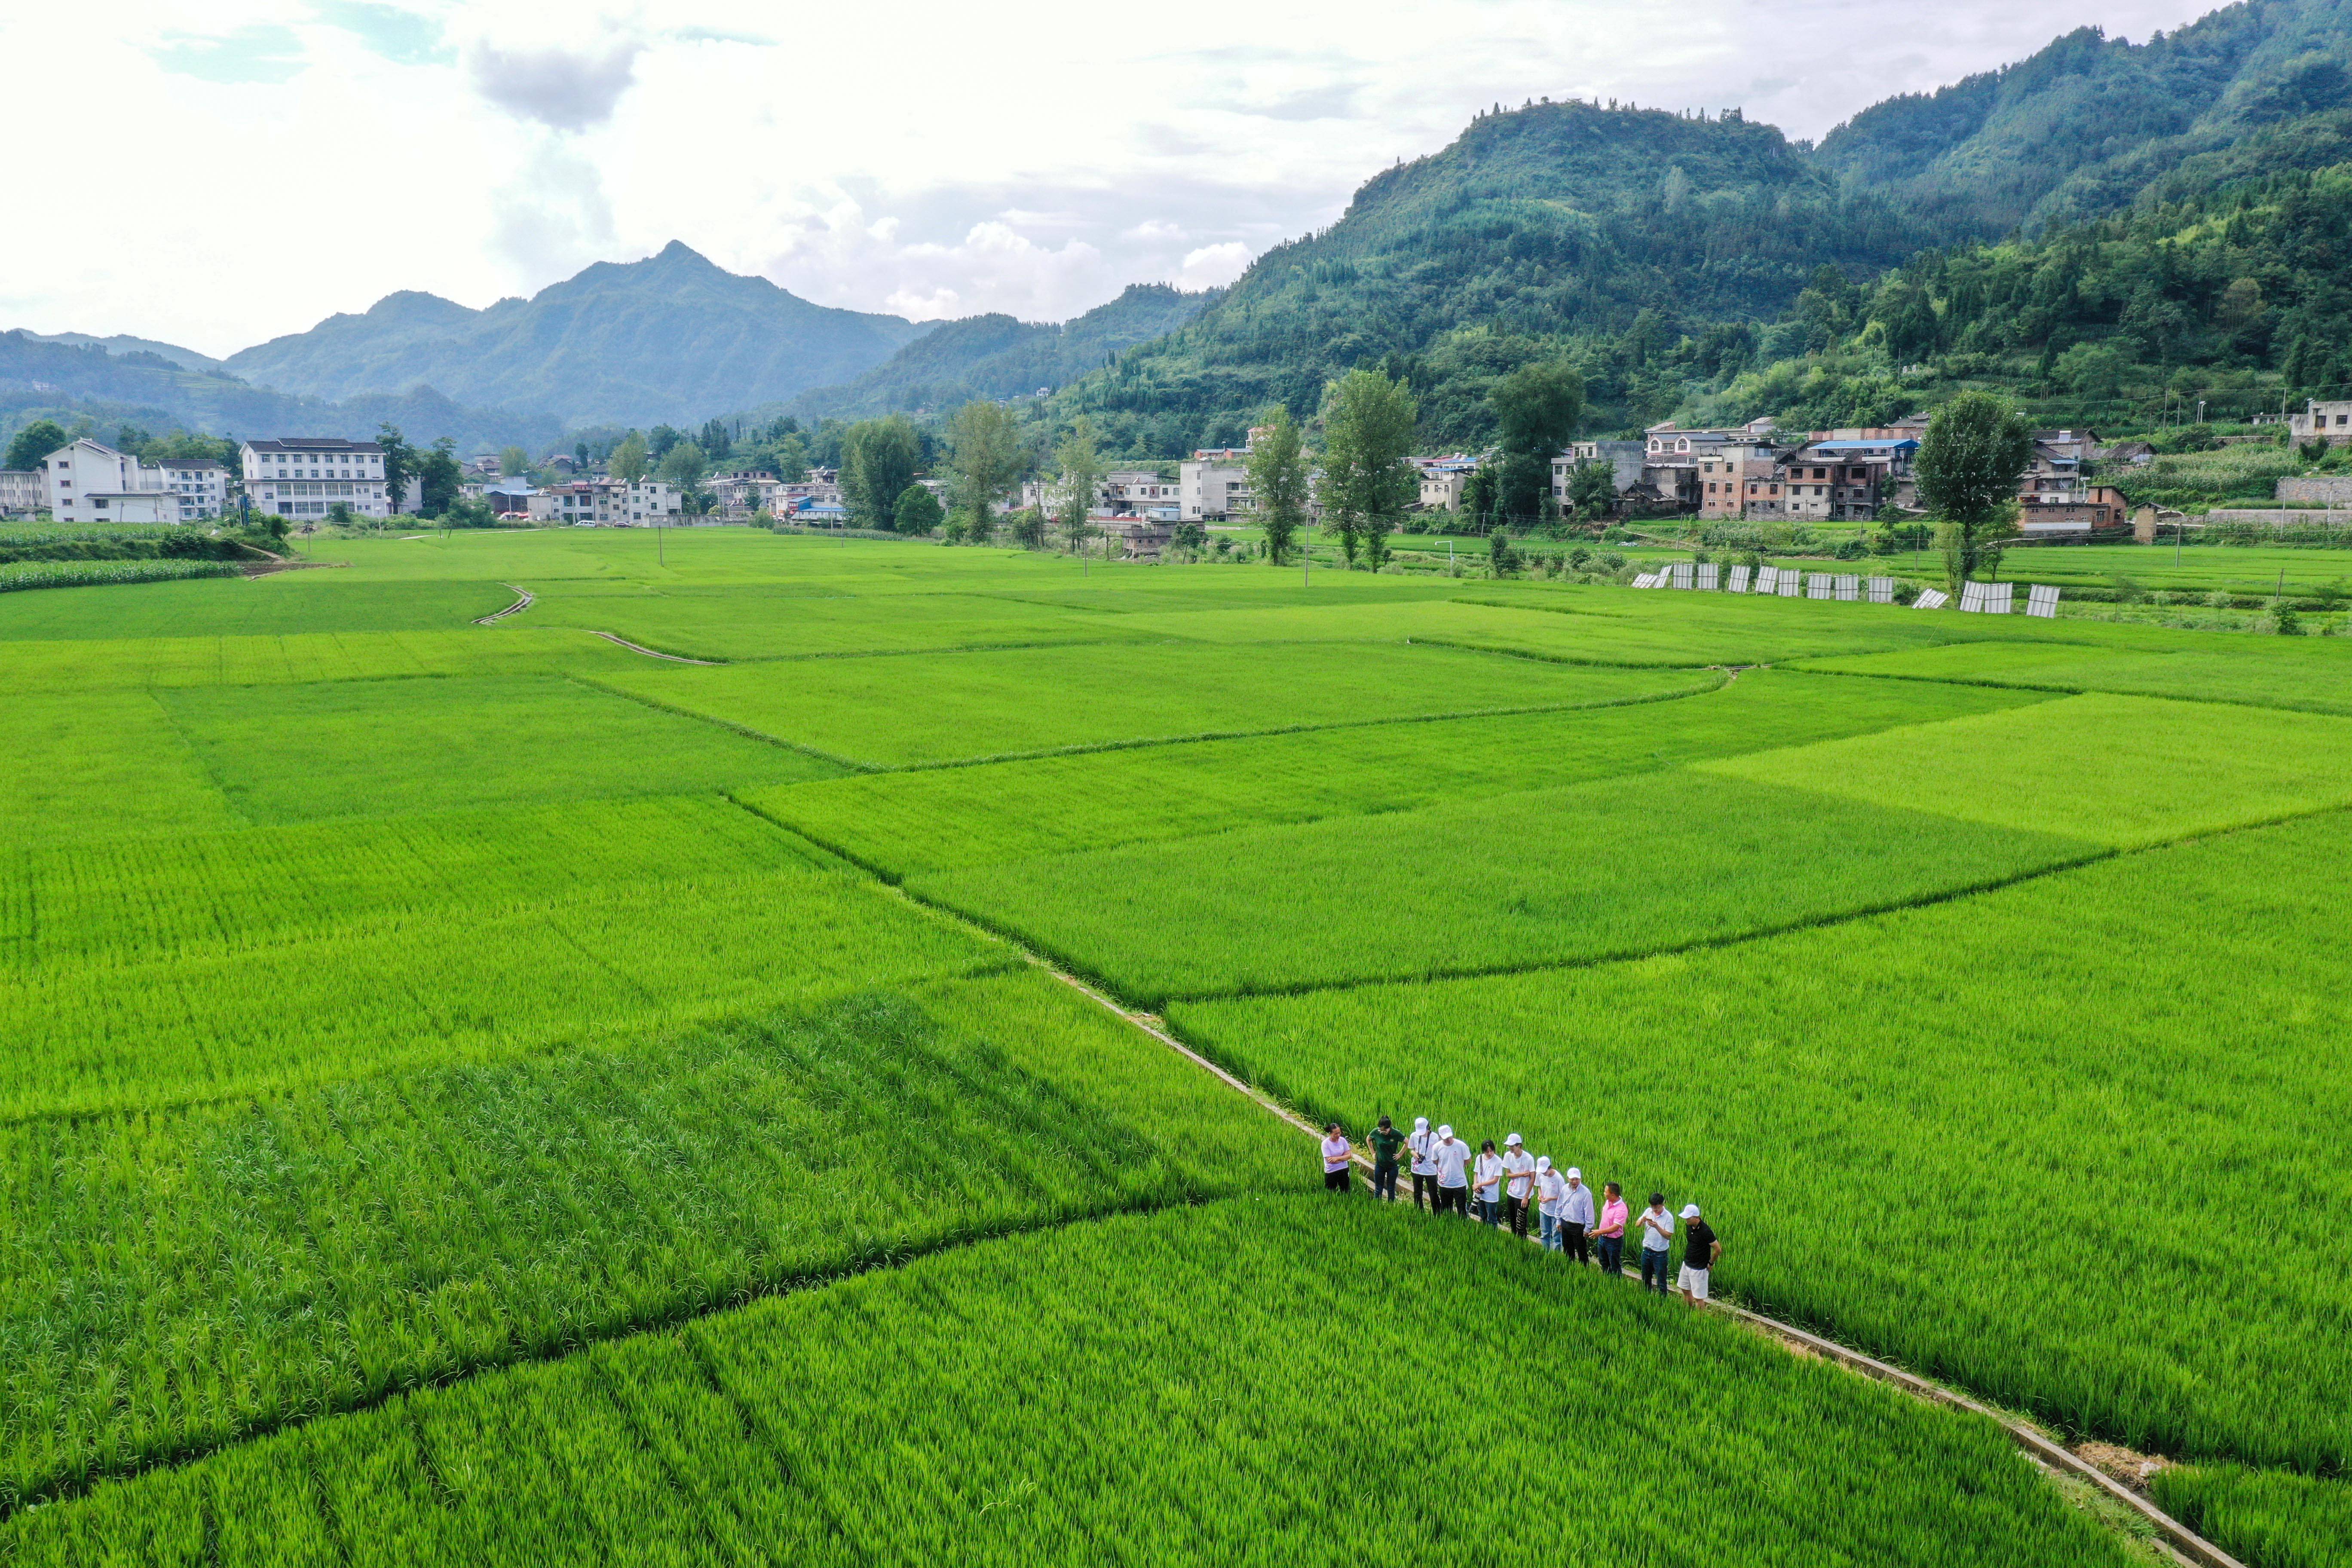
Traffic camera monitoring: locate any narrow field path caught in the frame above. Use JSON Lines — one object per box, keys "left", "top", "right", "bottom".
{"left": 588, "top": 630, "right": 720, "bottom": 664}
{"left": 474, "top": 584, "right": 535, "bottom": 624}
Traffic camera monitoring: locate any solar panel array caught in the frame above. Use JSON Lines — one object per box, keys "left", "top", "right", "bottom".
{"left": 1958, "top": 581, "right": 2015, "bottom": 615}
{"left": 1589, "top": 559, "right": 2049, "bottom": 618}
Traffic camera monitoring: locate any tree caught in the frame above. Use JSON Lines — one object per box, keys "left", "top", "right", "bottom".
{"left": 609, "top": 433, "right": 650, "bottom": 487}
{"left": 416, "top": 438, "right": 462, "bottom": 517}
{"left": 658, "top": 441, "right": 708, "bottom": 490}
{"left": 1914, "top": 392, "right": 2031, "bottom": 589}
{"left": 894, "top": 483, "right": 944, "bottom": 536}
{"left": 1459, "top": 466, "right": 1499, "bottom": 533}
{"left": 841, "top": 416, "right": 922, "bottom": 531}
{"left": 1488, "top": 360, "right": 1583, "bottom": 525}
{"left": 698, "top": 418, "right": 733, "bottom": 462}
{"left": 1053, "top": 416, "right": 1107, "bottom": 552}
{"left": 499, "top": 446, "right": 528, "bottom": 477}
{"left": 1566, "top": 459, "right": 1617, "bottom": 520}
{"left": 1008, "top": 506, "right": 1048, "bottom": 549}
{"left": 1244, "top": 407, "right": 1311, "bottom": 565}
{"left": 945, "top": 400, "right": 1023, "bottom": 544}
{"left": 647, "top": 425, "right": 683, "bottom": 461}
{"left": 5, "top": 419, "right": 68, "bottom": 472}
{"left": 377, "top": 424, "right": 417, "bottom": 515}
{"left": 1318, "top": 368, "right": 1419, "bottom": 569}
{"left": 773, "top": 432, "right": 812, "bottom": 484}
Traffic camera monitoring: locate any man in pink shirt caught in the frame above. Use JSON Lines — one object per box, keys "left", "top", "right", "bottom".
{"left": 1320, "top": 1122, "right": 1352, "bottom": 1193}
{"left": 1592, "top": 1181, "right": 1629, "bottom": 1275}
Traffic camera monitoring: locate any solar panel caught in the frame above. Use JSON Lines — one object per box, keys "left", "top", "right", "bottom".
{"left": 1865, "top": 576, "right": 1895, "bottom": 604}
{"left": 1806, "top": 573, "right": 1834, "bottom": 600}
{"left": 2026, "top": 583, "right": 2062, "bottom": 619}
{"left": 1987, "top": 582, "right": 2013, "bottom": 614}
{"left": 1695, "top": 563, "right": 1720, "bottom": 591}
{"left": 1670, "top": 561, "right": 1694, "bottom": 589}
{"left": 1958, "top": 582, "right": 1987, "bottom": 613}
{"left": 1834, "top": 574, "right": 1861, "bottom": 601}
{"left": 1754, "top": 566, "right": 1777, "bottom": 594}
{"left": 1777, "top": 569, "right": 1801, "bottom": 597}
{"left": 1632, "top": 573, "right": 1659, "bottom": 588}
{"left": 1727, "top": 565, "right": 1751, "bottom": 593}
{"left": 1914, "top": 587, "right": 1949, "bottom": 609}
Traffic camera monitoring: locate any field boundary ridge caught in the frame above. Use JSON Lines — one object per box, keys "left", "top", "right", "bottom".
{"left": 474, "top": 585, "right": 535, "bottom": 625}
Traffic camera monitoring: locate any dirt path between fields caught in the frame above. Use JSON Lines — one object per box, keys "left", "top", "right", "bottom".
{"left": 587, "top": 630, "right": 719, "bottom": 664}
{"left": 1038, "top": 964, "right": 2244, "bottom": 1568}
{"left": 475, "top": 584, "right": 535, "bottom": 624}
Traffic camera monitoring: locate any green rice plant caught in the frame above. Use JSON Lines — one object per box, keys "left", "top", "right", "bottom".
{"left": 2149, "top": 1466, "right": 2352, "bottom": 1568}
{"left": 0, "top": 974, "right": 1293, "bottom": 1512}
{"left": 754, "top": 670, "right": 2052, "bottom": 878}
{"left": 914, "top": 770, "right": 2097, "bottom": 1005}
{"left": 0, "top": 576, "right": 508, "bottom": 639}
{"left": 1797, "top": 636, "right": 2352, "bottom": 715}
{"left": 0, "top": 851, "right": 998, "bottom": 1118}
{"left": 1698, "top": 689, "right": 2352, "bottom": 847}
{"left": 3, "top": 627, "right": 648, "bottom": 695}
{"left": 0, "top": 1198, "right": 2139, "bottom": 1566}
{"left": 3, "top": 795, "right": 820, "bottom": 967}
{"left": 524, "top": 583, "right": 1169, "bottom": 660}
{"left": 0, "top": 559, "right": 241, "bottom": 593}
{"left": 0, "top": 692, "right": 248, "bottom": 842}
{"left": 153, "top": 674, "right": 846, "bottom": 823}
{"left": 1169, "top": 809, "right": 2352, "bottom": 1475}
{"left": 591, "top": 640, "right": 1703, "bottom": 769}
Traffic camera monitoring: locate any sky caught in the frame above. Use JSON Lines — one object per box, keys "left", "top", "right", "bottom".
{"left": 3, "top": 0, "right": 2225, "bottom": 358}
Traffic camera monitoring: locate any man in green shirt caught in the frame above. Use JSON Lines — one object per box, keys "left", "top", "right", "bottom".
{"left": 1367, "top": 1114, "right": 1406, "bottom": 1202}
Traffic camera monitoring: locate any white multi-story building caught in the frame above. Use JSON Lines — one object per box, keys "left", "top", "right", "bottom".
{"left": 0, "top": 468, "right": 45, "bottom": 518}
{"left": 523, "top": 479, "right": 682, "bottom": 525}
{"left": 43, "top": 438, "right": 179, "bottom": 522}
{"left": 157, "top": 458, "right": 229, "bottom": 520}
{"left": 241, "top": 438, "right": 395, "bottom": 519}
{"left": 1180, "top": 448, "right": 1253, "bottom": 521}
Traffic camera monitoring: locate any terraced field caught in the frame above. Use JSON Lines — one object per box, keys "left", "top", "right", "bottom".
{"left": 3, "top": 527, "right": 2344, "bottom": 1566}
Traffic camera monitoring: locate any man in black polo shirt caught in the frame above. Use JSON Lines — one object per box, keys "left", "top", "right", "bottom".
{"left": 1677, "top": 1203, "right": 1721, "bottom": 1308}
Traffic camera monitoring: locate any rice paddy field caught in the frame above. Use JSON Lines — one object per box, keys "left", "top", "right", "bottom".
{"left": 3, "top": 525, "right": 2346, "bottom": 1566}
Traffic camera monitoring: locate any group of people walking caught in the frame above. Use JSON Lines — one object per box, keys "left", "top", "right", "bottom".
{"left": 1321, "top": 1116, "right": 1722, "bottom": 1307}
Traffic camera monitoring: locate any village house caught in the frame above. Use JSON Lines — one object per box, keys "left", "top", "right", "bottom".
{"left": 43, "top": 438, "right": 181, "bottom": 522}
{"left": 242, "top": 438, "right": 397, "bottom": 519}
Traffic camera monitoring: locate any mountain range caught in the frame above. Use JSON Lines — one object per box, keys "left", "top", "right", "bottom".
{"left": 8, "top": 0, "right": 2352, "bottom": 457}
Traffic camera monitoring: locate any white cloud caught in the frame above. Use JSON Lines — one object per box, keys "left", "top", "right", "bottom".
{"left": 0, "top": 0, "right": 2232, "bottom": 356}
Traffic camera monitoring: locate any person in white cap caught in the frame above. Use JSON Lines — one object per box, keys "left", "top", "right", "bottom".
{"left": 1559, "top": 1166, "right": 1595, "bottom": 1265}
{"left": 1534, "top": 1156, "right": 1566, "bottom": 1250}
{"left": 1406, "top": 1117, "right": 1441, "bottom": 1213}
{"left": 1499, "top": 1134, "right": 1536, "bottom": 1239}
{"left": 1471, "top": 1139, "right": 1504, "bottom": 1227}
{"left": 1677, "top": 1203, "right": 1721, "bottom": 1307}
{"left": 1431, "top": 1125, "right": 1471, "bottom": 1218}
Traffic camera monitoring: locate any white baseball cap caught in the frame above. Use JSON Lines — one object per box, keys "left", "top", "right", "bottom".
{"left": 1535, "top": 1156, "right": 1552, "bottom": 1173}
{"left": 1505, "top": 1133, "right": 1523, "bottom": 1146}
{"left": 1437, "top": 1124, "right": 1453, "bottom": 1139}
{"left": 1681, "top": 1204, "right": 1703, "bottom": 1219}
{"left": 1566, "top": 1167, "right": 1582, "bottom": 1179}
{"left": 1413, "top": 1116, "right": 1428, "bottom": 1132}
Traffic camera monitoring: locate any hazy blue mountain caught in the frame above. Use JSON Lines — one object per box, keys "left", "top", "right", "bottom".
{"left": 0, "top": 332, "right": 559, "bottom": 454}
{"left": 21, "top": 331, "right": 224, "bottom": 374}
{"left": 222, "top": 242, "right": 932, "bottom": 429}
{"left": 788, "top": 284, "right": 1222, "bottom": 421}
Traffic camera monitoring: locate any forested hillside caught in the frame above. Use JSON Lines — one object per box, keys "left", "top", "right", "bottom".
{"left": 1052, "top": 101, "right": 1941, "bottom": 454}
{"left": 790, "top": 284, "right": 1219, "bottom": 422}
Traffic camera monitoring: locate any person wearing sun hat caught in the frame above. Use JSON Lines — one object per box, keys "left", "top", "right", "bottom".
{"left": 1406, "top": 1117, "right": 1441, "bottom": 1212}
{"left": 1499, "top": 1133, "right": 1536, "bottom": 1239}
{"left": 1431, "top": 1125, "right": 1471, "bottom": 1218}
{"left": 1559, "top": 1166, "right": 1595, "bottom": 1266}
{"left": 1677, "top": 1203, "right": 1721, "bottom": 1307}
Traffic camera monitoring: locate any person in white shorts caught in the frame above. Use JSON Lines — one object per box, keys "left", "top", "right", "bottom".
{"left": 1677, "top": 1203, "right": 1721, "bottom": 1306}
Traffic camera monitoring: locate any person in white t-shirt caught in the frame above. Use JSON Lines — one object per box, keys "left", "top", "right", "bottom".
{"left": 1534, "top": 1157, "right": 1568, "bottom": 1250}
{"left": 1637, "top": 1191, "right": 1675, "bottom": 1296}
{"left": 1406, "top": 1117, "right": 1441, "bottom": 1213}
{"left": 1471, "top": 1140, "right": 1505, "bottom": 1228}
{"left": 1499, "top": 1134, "right": 1537, "bottom": 1239}
{"left": 1320, "top": 1123, "right": 1352, "bottom": 1194}
{"left": 1432, "top": 1125, "right": 1471, "bottom": 1218}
